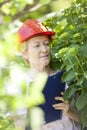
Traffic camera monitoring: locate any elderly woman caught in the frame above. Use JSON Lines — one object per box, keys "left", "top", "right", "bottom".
{"left": 16, "top": 19, "right": 81, "bottom": 130}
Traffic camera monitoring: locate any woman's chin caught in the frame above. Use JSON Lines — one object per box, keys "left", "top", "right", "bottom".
{"left": 40, "top": 61, "right": 50, "bottom": 68}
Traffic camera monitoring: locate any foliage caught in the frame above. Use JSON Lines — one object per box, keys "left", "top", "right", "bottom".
{"left": 0, "top": 114, "right": 15, "bottom": 130}
{"left": 0, "top": 33, "right": 47, "bottom": 128}
{"left": 45, "top": 0, "right": 87, "bottom": 128}
{"left": 0, "top": 0, "right": 87, "bottom": 129}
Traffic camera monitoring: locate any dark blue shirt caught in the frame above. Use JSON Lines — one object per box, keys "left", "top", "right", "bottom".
{"left": 39, "top": 71, "right": 65, "bottom": 123}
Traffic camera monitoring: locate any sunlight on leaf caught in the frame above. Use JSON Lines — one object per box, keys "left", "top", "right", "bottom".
{"left": 25, "top": 0, "right": 34, "bottom": 4}
{"left": 39, "top": 0, "right": 51, "bottom": 4}
{"left": 1, "top": 3, "right": 11, "bottom": 15}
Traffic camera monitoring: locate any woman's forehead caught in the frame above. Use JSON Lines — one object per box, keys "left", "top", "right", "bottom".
{"left": 27, "top": 35, "right": 50, "bottom": 43}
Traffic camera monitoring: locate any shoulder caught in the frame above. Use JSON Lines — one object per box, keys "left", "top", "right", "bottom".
{"left": 53, "top": 69, "right": 65, "bottom": 77}
{"left": 48, "top": 69, "right": 65, "bottom": 81}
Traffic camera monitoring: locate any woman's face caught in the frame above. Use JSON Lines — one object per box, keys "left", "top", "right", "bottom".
{"left": 25, "top": 35, "right": 51, "bottom": 69}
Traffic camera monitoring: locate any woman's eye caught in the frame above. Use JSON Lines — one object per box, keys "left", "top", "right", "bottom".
{"left": 44, "top": 42, "right": 50, "bottom": 46}
{"left": 34, "top": 44, "right": 40, "bottom": 47}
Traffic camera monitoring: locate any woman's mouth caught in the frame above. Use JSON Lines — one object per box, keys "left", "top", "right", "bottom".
{"left": 40, "top": 55, "right": 50, "bottom": 59}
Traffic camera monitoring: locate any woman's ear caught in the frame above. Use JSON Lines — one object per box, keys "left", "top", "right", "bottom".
{"left": 22, "top": 51, "right": 28, "bottom": 60}
{"left": 22, "top": 51, "right": 30, "bottom": 64}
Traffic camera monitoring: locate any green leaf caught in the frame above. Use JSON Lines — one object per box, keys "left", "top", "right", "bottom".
{"left": 11, "top": 6, "right": 18, "bottom": 15}
{"left": 4, "top": 16, "right": 12, "bottom": 22}
{"left": 66, "top": 63, "right": 75, "bottom": 71}
{"left": 63, "top": 87, "right": 70, "bottom": 100}
{"left": 39, "top": 0, "right": 51, "bottom": 4}
{"left": 25, "top": 0, "right": 34, "bottom": 4}
{"left": 81, "top": 105, "right": 87, "bottom": 129}
{"left": 76, "top": 92, "right": 87, "bottom": 110}
{"left": 62, "top": 70, "right": 76, "bottom": 82}
{"left": 0, "top": 0, "right": 4, "bottom": 2}
{"left": 80, "top": 44, "right": 87, "bottom": 58}
{"left": 63, "top": 86, "right": 76, "bottom": 100}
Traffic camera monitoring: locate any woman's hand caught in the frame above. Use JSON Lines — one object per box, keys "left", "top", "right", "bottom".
{"left": 52, "top": 95, "right": 70, "bottom": 116}
{"left": 52, "top": 93, "right": 80, "bottom": 123}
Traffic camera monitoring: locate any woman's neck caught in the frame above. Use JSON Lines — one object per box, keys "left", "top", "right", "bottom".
{"left": 30, "top": 65, "right": 51, "bottom": 74}
{"left": 28, "top": 65, "right": 57, "bottom": 79}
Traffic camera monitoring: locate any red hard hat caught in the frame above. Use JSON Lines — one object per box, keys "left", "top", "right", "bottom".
{"left": 17, "top": 19, "right": 55, "bottom": 43}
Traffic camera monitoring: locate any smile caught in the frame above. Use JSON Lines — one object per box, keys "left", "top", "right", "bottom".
{"left": 40, "top": 55, "right": 50, "bottom": 59}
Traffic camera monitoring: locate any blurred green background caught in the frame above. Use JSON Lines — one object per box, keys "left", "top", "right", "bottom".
{"left": 0, "top": 0, "right": 87, "bottom": 130}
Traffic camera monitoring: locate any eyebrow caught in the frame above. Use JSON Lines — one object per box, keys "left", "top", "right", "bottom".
{"left": 33, "top": 40, "right": 49, "bottom": 44}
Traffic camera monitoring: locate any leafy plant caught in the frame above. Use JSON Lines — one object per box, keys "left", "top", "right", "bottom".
{"left": 0, "top": 0, "right": 87, "bottom": 129}
{"left": 45, "top": 0, "right": 87, "bottom": 129}
{"left": 0, "top": 114, "right": 15, "bottom": 130}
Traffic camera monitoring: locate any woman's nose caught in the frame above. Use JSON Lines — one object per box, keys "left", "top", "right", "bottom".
{"left": 40, "top": 45, "right": 47, "bottom": 52}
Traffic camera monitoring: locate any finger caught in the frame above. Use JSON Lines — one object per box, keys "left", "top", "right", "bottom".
{"left": 53, "top": 103, "right": 65, "bottom": 110}
{"left": 61, "top": 92, "right": 64, "bottom": 95}
{"left": 53, "top": 103, "right": 64, "bottom": 107}
{"left": 64, "top": 100, "right": 69, "bottom": 104}
{"left": 55, "top": 96, "right": 64, "bottom": 102}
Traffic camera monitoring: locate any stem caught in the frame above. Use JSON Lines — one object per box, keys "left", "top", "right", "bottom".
{"left": 68, "top": 58, "right": 79, "bottom": 81}
{"left": 68, "top": 58, "right": 83, "bottom": 88}
{"left": 74, "top": 55, "right": 84, "bottom": 73}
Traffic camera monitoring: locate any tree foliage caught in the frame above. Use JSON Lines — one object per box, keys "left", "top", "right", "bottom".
{"left": 0, "top": 0, "right": 87, "bottom": 129}
{"left": 45, "top": 0, "right": 87, "bottom": 128}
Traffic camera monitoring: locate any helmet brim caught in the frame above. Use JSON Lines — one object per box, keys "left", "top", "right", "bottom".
{"left": 19, "top": 31, "right": 55, "bottom": 43}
